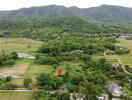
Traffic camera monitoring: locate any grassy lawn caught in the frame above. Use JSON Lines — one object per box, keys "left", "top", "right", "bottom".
{"left": 26, "top": 63, "right": 53, "bottom": 76}
{"left": 0, "top": 38, "right": 42, "bottom": 54}
{"left": 93, "top": 38, "right": 132, "bottom": 67}
{"left": 11, "top": 78, "right": 24, "bottom": 85}
{"left": 15, "top": 58, "right": 33, "bottom": 65}
{"left": 123, "top": 86, "right": 132, "bottom": 96}
{"left": 0, "top": 91, "right": 33, "bottom": 100}
{"left": 103, "top": 38, "right": 132, "bottom": 67}
{"left": 92, "top": 55, "right": 118, "bottom": 64}
{"left": 116, "top": 38, "right": 132, "bottom": 66}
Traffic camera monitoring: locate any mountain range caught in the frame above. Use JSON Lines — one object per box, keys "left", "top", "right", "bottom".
{"left": 0, "top": 4, "right": 132, "bottom": 22}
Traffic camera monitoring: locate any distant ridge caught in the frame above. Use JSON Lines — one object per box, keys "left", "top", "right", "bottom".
{"left": 0, "top": 4, "right": 132, "bottom": 22}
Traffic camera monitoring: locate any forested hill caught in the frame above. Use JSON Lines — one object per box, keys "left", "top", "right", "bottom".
{"left": 0, "top": 16, "right": 132, "bottom": 41}
{"left": 1, "top": 5, "right": 132, "bottom": 22}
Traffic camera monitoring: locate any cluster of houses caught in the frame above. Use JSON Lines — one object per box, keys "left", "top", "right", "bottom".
{"left": 58, "top": 83, "right": 124, "bottom": 100}
{"left": 123, "top": 34, "right": 132, "bottom": 40}
{"left": 98, "top": 83, "right": 123, "bottom": 100}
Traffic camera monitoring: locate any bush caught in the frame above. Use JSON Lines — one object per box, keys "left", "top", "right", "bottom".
{"left": 1, "top": 83, "right": 16, "bottom": 90}
{"left": 34, "top": 91, "right": 57, "bottom": 100}
{"left": 80, "top": 54, "right": 91, "bottom": 62}
{"left": 66, "top": 85, "right": 79, "bottom": 92}
{"left": 115, "top": 46, "right": 129, "bottom": 55}
{"left": 0, "top": 52, "right": 18, "bottom": 66}
{"left": 24, "top": 77, "right": 32, "bottom": 88}
{"left": 10, "top": 51, "right": 18, "bottom": 60}
{"left": 5, "top": 76, "right": 12, "bottom": 82}
{"left": 36, "top": 56, "right": 59, "bottom": 65}
{"left": 57, "top": 92, "right": 70, "bottom": 100}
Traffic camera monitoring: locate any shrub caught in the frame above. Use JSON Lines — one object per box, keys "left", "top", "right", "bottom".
{"left": 36, "top": 56, "right": 59, "bottom": 65}
{"left": 24, "top": 77, "right": 32, "bottom": 88}
{"left": 37, "top": 74, "right": 63, "bottom": 89}
{"left": 57, "top": 92, "right": 70, "bottom": 100}
{"left": 5, "top": 76, "right": 12, "bottom": 82}
{"left": 1, "top": 83, "right": 16, "bottom": 90}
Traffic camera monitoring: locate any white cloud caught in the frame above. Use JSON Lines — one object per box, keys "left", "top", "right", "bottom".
{"left": 0, "top": 0, "right": 132, "bottom": 10}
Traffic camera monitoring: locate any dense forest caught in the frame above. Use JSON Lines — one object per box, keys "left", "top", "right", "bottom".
{"left": 0, "top": 17, "right": 132, "bottom": 41}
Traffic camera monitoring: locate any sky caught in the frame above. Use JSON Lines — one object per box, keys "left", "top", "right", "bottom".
{"left": 0, "top": 0, "right": 132, "bottom": 10}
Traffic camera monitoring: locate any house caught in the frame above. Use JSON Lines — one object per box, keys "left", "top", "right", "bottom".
{"left": 124, "top": 34, "right": 132, "bottom": 40}
{"left": 97, "top": 94, "right": 109, "bottom": 100}
{"left": 105, "top": 83, "right": 122, "bottom": 97}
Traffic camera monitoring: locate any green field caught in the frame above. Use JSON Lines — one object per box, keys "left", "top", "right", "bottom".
{"left": 92, "top": 38, "right": 132, "bottom": 68}
{"left": 27, "top": 63, "right": 53, "bottom": 75}
{"left": 0, "top": 38, "right": 42, "bottom": 54}
{"left": 10, "top": 59, "right": 54, "bottom": 85}
{"left": 117, "top": 38, "right": 132, "bottom": 66}
{"left": 0, "top": 91, "right": 33, "bottom": 100}
{"left": 106, "top": 38, "right": 132, "bottom": 67}
{"left": 93, "top": 55, "right": 118, "bottom": 63}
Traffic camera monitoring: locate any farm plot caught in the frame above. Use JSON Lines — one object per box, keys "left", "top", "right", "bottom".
{"left": 0, "top": 91, "right": 33, "bottom": 100}
{"left": 0, "top": 38, "right": 42, "bottom": 54}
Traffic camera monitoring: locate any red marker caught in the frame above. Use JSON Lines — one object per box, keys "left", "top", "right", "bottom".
{"left": 57, "top": 69, "right": 63, "bottom": 76}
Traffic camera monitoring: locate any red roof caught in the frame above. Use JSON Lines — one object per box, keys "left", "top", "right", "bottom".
{"left": 57, "top": 69, "right": 63, "bottom": 76}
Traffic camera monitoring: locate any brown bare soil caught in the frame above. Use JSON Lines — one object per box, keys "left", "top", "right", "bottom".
{"left": 0, "top": 64, "right": 28, "bottom": 78}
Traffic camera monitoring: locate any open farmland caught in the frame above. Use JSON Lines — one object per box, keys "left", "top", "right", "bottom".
{"left": 0, "top": 38, "right": 42, "bottom": 54}
{"left": 117, "top": 38, "right": 132, "bottom": 66}
{"left": 0, "top": 91, "right": 33, "bottom": 100}
{"left": 106, "top": 38, "right": 132, "bottom": 67}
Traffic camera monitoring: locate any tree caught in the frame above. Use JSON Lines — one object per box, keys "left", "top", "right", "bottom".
{"left": 5, "top": 76, "right": 12, "bottom": 82}
{"left": 24, "top": 77, "right": 32, "bottom": 88}
{"left": 57, "top": 92, "right": 70, "bottom": 100}
{"left": 10, "top": 51, "right": 18, "bottom": 60}
{"left": 37, "top": 73, "right": 63, "bottom": 89}
{"left": 36, "top": 56, "right": 59, "bottom": 65}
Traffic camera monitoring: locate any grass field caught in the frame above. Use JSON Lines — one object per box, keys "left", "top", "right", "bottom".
{"left": 0, "top": 92, "right": 33, "bottom": 100}
{"left": 27, "top": 63, "right": 53, "bottom": 75}
{"left": 106, "top": 38, "right": 132, "bottom": 67}
{"left": 11, "top": 60, "right": 54, "bottom": 85}
{"left": 0, "top": 38, "right": 42, "bottom": 54}
{"left": 117, "top": 38, "right": 132, "bottom": 66}
{"left": 96, "top": 38, "right": 132, "bottom": 67}
{"left": 93, "top": 55, "right": 118, "bottom": 63}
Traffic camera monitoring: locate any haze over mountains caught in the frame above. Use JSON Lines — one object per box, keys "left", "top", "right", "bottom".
{"left": 0, "top": 4, "right": 132, "bottom": 22}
